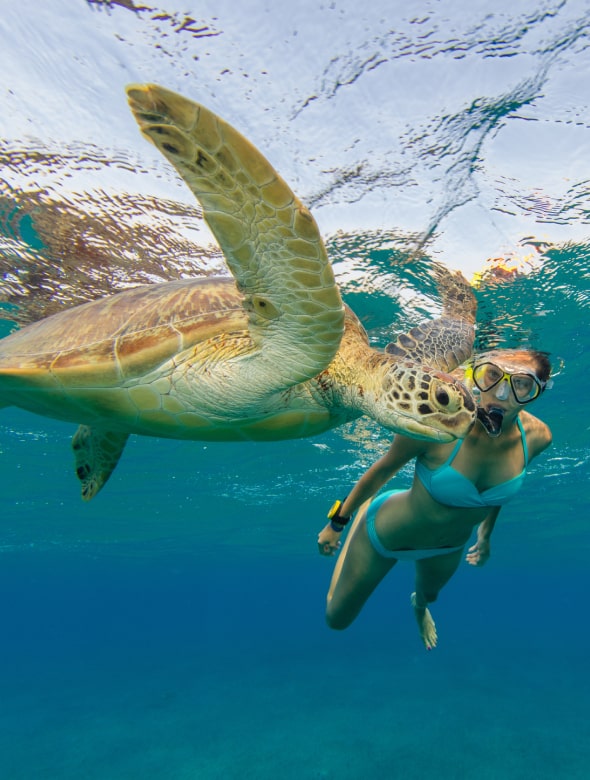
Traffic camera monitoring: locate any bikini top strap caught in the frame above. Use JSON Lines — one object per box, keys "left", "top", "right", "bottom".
{"left": 516, "top": 416, "right": 529, "bottom": 466}
{"left": 445, "top": 437, "right": 464, "bottom": 466}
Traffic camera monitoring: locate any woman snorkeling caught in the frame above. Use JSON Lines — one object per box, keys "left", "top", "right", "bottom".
{"left": 318, "top": 349, "right": 553, "bottom": 650}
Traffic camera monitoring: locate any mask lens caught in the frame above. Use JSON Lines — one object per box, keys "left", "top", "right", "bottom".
{"left": 510, "top": 373, "right": 540, "bottom": 402}
{"left": 472, "top": 363, "right": 503, "bottom": 392}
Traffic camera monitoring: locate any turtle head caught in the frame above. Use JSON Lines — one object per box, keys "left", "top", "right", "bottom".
{"left": 375, "top": 359, "right": 476, "bottom": 441}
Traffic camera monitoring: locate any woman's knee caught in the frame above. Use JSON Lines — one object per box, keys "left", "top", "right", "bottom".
{"left": 415, "top": 552, "right": 463, "bottom": 605}
{"left": 417, "top": 587, "right": 440, "bottom": 604}
{"left": 325, "top": 600, "right": 354, "bottom": 631}
{"left": 416, "top": 582, "right": 440, "bottom": 604}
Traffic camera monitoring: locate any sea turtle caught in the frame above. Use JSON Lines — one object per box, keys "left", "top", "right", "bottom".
{"left": 0, "top": 84, "right": 476, "bottom": 500}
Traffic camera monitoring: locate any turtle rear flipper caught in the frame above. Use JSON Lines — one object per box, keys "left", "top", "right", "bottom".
{"left": 386, "top": 317, "right": 474, "bottom": 373}
{"left": 386, "top": 269, "right": 476, "bottom": 373}
{"left": 72, "top": 426, "right": 129, "bottom": 500}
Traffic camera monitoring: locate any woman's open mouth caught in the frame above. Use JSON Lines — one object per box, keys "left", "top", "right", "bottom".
{"left": 476, "top": 406, "right": 505, "bottom": 437}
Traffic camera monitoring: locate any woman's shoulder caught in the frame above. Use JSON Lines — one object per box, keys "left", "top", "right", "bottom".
{"left": 386, "top": 433, "right": 432, "bottom": 462}
{"left": 519, "top": 410, "right": 552, "bottom": 458}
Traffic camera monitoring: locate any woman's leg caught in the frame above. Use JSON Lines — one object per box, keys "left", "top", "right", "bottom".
{"left": 325, "top": 500, "right": 398, "bottom": 630}
{"left": 411, "top": 549, "right": 464, "bottom": 650}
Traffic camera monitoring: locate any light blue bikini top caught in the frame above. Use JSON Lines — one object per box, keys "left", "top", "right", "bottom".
{"left": 415, "top": 417, "right": 529, "bottom": 508}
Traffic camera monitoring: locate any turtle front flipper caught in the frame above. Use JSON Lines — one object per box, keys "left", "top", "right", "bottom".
{"left": 126, "top": 84, "right": 344, "bottom": 391}
{"left": 386, "top": 269, "right": 476, "bottom": 372}
{"left": 72, "top": 426, "right": 129, "bottom": 500}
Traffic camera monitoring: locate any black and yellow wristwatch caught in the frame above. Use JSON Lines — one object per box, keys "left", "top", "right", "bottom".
{"left": 327, "top": 498, "right": 350, "bottom": 532}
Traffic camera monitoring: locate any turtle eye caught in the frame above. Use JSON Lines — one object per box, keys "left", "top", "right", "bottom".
{"left": 435, "top": 388, "right": 450, "bottom": 406}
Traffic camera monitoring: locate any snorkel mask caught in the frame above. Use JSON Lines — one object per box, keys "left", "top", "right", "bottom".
{"left": 464, "top": 357, "right": 553, "bottom": 437}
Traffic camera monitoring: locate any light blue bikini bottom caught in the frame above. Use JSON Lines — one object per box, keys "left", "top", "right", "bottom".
{"left": 365, "top": 489, "right": 465, "bottom": 561}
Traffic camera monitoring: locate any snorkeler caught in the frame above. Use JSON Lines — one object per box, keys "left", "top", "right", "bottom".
{"left": 318, "top": 350, "right": 553, "bottom": 650}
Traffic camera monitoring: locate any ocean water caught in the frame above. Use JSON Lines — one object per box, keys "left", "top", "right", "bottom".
{"left": 1, "top": 2, "right": 589, "bottom": 778}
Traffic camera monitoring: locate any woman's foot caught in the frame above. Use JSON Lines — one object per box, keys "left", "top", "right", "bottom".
{"left": 410, "top": 592, "right": 438, "bottom": 650}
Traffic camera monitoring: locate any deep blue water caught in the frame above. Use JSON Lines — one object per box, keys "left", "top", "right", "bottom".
{"left": 1, "top": 1, "right": 590, "bottom": 778}
{"left": 1, "top": 546, "right": 589, "bottom": 778}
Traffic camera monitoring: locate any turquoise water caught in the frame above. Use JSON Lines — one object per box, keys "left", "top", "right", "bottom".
{"left": 1, "top": 2, "right": 590, "bottom": 778}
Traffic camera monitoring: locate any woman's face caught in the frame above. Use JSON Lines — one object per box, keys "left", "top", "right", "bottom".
{"left": 468, "top": 351, "right": 546, "bottom": 435}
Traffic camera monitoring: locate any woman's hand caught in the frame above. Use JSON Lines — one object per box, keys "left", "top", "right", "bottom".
{"left": 466, "top": 539, "right": 490, "bottom": 566}
{"left": 317, "top": 523, "right": 342, "bottom": 556}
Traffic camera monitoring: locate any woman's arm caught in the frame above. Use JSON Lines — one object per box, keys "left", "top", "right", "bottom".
{"left": 521, "top": 410, "right": 553, "bottom": 460}
{"left": 317, "top": 434, "right": 427, "bottom": 555}
{"left": 339, "top": 434, "right": 427, "bottom": 519}
{"left": 465, "top": 506, "right": 501, "bottom": 567}
{"left": 466, "top": 414, "right": 552, "bottom": 567}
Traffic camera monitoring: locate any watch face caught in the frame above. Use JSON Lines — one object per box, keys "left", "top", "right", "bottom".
{"left": 327, "top": 500, "right": 342, "bottom": 519}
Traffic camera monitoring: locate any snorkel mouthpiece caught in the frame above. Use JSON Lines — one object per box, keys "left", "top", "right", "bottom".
{"left": 477, "top": 406, "right": 505, "bottom": 437}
